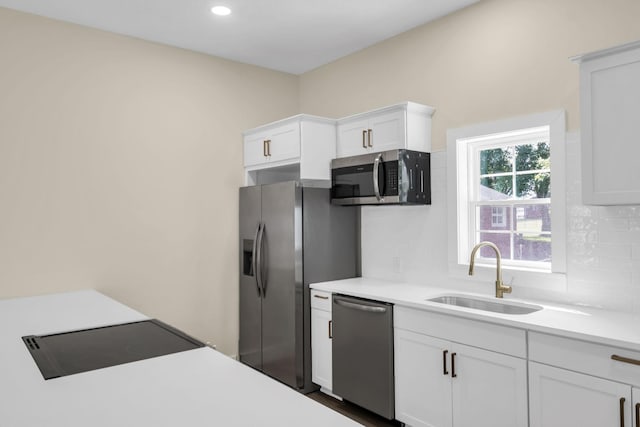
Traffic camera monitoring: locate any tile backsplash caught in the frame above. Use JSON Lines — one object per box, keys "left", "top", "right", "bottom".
{"left": 361, "top": 132, "right": 640, "bottom": 313}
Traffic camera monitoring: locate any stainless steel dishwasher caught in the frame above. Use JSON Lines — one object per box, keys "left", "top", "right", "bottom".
{"left": 332, "top": 294, "right": 394, "bottom": 420}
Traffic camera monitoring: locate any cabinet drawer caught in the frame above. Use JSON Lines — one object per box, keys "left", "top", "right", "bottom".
{"left": 529, "top": 332, "right": 640, "bottom": 386}
{"left": 394, "top": 306, "right": 526, "bottom": 358}
{"left": 310, "top": 290, "right": 331, "bottom": 311}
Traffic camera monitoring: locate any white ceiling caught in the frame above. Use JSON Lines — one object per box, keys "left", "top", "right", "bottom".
{"left": 0, "top": 0, "right": 479, "bottom": 74}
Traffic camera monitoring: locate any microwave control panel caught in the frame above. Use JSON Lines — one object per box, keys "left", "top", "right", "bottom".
{"left": 383, "top": 163, "right": 399, "bottom": 195}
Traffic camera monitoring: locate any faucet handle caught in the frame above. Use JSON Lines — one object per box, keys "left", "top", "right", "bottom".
{"left": 496, "top": 281, "right": 512, "bottom": 298}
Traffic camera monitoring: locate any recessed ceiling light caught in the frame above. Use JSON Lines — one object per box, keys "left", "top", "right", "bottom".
{"left": 211, "top": 6, "right": 231, "bottom": 16}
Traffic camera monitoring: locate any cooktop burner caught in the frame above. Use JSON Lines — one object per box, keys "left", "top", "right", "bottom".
{"left": 22, "top": 319, "right": 204, "bottom": 380}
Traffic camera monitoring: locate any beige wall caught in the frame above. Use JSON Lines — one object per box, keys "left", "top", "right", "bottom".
{"left": 3, "top": 0, "right": 640, "bottom": 358}
{"left": 0, "top": 7, "right": 298, "bottom": 355}
{"left": 299, "top": 0, "right": 640, "bottom": 150}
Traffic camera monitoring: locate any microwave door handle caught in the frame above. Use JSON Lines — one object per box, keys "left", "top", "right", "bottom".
{"left": 373, "top": 153, "right": 384, "bottom": 202}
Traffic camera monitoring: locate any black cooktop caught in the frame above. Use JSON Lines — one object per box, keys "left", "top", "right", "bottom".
{"left": 22, "top": 319, "right": 205, "bottom": 380}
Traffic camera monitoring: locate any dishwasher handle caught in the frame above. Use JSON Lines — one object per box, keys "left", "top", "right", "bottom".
{"left": 334, "top": 296, "right": 388, "bottom": 313}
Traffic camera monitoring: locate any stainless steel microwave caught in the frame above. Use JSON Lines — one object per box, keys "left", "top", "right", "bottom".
{"left": 330, "top": 149, "right": 431, "bottom": 205}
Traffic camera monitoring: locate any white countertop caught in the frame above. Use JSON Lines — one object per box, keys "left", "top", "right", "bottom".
{"left": 0, "top": 290, "right": 359, "bottom": 427}
{"left": 311, "top": 278, "right": 640, "bottom": 352}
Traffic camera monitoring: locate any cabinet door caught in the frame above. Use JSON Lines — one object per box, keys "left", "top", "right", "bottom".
{"left": 580, "top": 43, "right": 640, "bottom": 204}
{"left": 633, "top": 387, "right": 640, "bottom": 427}
{"left": 311, "top": 308, "right": 332, "bottom": 390}
{"left": 394, "top": 329, "right": 452, "bottom": 427}
{"left": 244, "top": 123, "right": 300, "bottom": 168}
{"left": 367, "top": 109, "right": 406, "bottom": 153}
{"left": 529, "top": 361, "right": 632, "bottom": 427}
{"left": 450, "top": 343, "right": 527, "bottom": 427}
{"left": 268, "top": 122, "right": 300, "bottom": 164}
{"left": 337, "top": 118, "right": 370, "bottom": 158}
{"left": 244, "top": 132, "right": 269, "bottom": 167}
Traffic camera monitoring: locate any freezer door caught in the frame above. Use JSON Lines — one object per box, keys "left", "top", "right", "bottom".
{"left": 302, "top": 188, "right": 359, "bottom": 392}
{"left": 239, "top": 185, "right": 262, "bottom": 370}
{"left": 260, "top": 181, "right": 302, "bottom": 389}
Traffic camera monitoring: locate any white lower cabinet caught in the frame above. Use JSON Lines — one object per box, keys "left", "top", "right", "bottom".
{"left": 634, "top": 387, "right": 640, "bottom": 427}
{"left": 310, "top": 290, "right": 333, "bottom": 393}
{"left": 395, "top": 330, "right": 452, "bottom": 427}
{"left": 528, "top": 331, "right": 640, "bottom": 427}
{"left": 529, "top": 361, "right": 632, "bottom": 427}
{"left": 395, "top": 329, "right": 528, "bottom": 427}
{"left": 311, "top": 308, "right": 332, "bottom": 390}
{"left": 450, "top": 343, "right": 527, "bottom": 427}
{"left": 312, "top": 296, "right": 640, "bottom": 427}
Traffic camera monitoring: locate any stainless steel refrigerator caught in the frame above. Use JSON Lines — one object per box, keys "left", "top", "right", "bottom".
{"left": 239, "top": 181, "right": 358, "bottom": 393}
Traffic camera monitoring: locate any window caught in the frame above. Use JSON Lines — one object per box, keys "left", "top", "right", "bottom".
{"left": 469, "top": 127, "right": 551, "bottom": 269}
{"left": 447, "top": 111, "right": 566, "bottom": 283}
{"left": 491, "top": 207, "right": 507, "bottom": 228}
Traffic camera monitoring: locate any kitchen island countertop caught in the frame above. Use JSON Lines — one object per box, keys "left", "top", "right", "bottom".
{"left": 0, "top": 290, "right": 359, "bottom": 427}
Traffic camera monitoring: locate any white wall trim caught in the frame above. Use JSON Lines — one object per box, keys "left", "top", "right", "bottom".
{"left": 446, "top": 110, "right": 567, "bottom": 293}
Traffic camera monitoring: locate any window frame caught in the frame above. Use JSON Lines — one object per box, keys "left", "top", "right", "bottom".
{"left": 490, "top": 206, "right": 507, "bottom": 228}
{"left": 467, "top": 127, "right": 552, "bottom": 271}
{"left": 446, "top": 110, "right": 567, "bottom": 292}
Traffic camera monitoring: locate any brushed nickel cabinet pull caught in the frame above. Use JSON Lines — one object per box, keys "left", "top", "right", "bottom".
{"left": 266, "top": 139, "right": 271, "bottom": 156}
{"left": 367, "top": 129, "right": 372, "bottom": 147}
{"left": 620, "top": 397, "right": 626, "bottom": 427}
{"left": 263, "top": 140, "right": 268, "bottom": 157}
{"left": 328, "top": 320, "right": 332, "bottom": 339}
{"left": 314, "top": 295, "right": 329, "bottom": 300}
{"left": 442, "top": 350, "right": 449, "bottom": 375}
{"left": 362, "top": 130, "right": 367, "bottom": 149}
{"left": 612, "top": 355, "right": 640, "bottom": 366}
{"left": 451, "top": 352, "right": 457, "bottom": 378}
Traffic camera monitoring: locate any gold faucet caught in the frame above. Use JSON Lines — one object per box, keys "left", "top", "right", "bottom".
{"left": 468, "top": 241, "right": 512, "bottom": 298}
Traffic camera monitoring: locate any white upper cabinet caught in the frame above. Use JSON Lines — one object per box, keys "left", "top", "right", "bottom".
{"left": 573, "top": 40, "right": 640, "bottom": 205}
{"left": 244, "top": 121, "right": 300, "bottom": 167}
{"left": 336, "top": 102, "right": 434, "bottom": 158}
{"left": 243, "top": 115, "right": 336, "bottom": 185}
{"left": 335, "top": 117, "right": 371, "bottom": 158}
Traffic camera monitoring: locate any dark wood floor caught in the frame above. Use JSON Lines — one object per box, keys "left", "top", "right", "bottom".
{"left": 307, "top": 391, "right": 401, "bottom": 427}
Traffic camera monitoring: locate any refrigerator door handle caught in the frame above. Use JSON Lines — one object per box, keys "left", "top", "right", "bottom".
{"left": 251, "top": 223, "right": 261, "bottom": 297}
{"left": 256, "top": 222, "right": 266, "bottom": 298}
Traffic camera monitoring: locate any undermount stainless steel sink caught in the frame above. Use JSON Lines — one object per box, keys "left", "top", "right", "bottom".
{"left": 427, "top": 295, "right": 542, "bottom": 315}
